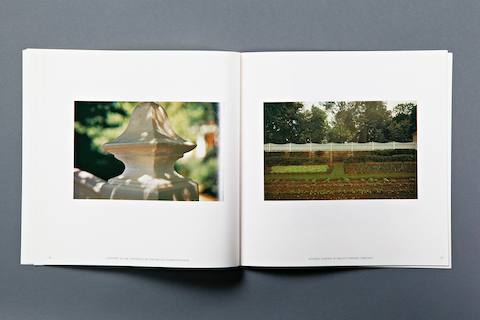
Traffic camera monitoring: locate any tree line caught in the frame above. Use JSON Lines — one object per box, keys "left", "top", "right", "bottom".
{"left": 264, "top": 101, "right": 416, "bottom": 144}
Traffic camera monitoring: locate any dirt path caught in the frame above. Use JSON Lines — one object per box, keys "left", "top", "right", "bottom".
{"left": 329, "top": 163, "right": 345, "bottom": 179}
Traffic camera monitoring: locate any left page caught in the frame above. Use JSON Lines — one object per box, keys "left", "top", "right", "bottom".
{"left": 22, "top": 49, "right": 241, "bottom": 267}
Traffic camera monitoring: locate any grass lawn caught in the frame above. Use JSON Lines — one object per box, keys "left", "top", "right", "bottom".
{"left": 271, "top": 164, "right": 329, "bottom": 174}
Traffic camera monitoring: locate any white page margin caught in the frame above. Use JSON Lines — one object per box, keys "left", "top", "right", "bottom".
{"left": 241, "top": 51, "right": 452, "bottom": 268}
{"left": 22, "top": 50, "right": 241, "bottom": 268}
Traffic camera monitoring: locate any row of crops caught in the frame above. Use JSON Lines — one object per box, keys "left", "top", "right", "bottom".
{"left": 264, "top": 151, "right": 417, "bottom": 200}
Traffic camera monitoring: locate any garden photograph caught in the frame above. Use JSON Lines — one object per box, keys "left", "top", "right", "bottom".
{"left": 264, "top": 101, "right": 417, "bottom": 200}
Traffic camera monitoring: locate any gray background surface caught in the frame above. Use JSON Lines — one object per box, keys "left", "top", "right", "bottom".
{"left": 0, "top": 0, "right": 478, "bottom": 319}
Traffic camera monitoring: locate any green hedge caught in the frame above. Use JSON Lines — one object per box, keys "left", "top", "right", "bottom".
{"left": 343, "top": 154, "right": 416, "bottom": 163}
{"left": 265, "top": 150, "right": 416, "bottom": 166}
{"left": 265, "top": 153, "right": 329, "bottom": 166}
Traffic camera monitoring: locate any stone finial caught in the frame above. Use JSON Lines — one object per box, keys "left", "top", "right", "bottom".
{"left": 102, "top": 102, "right": 199, "bottom": 200}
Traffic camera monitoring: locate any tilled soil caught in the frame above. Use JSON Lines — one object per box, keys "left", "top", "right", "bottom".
{"left": 264, "top": 178, "right": 417, "bottom": 200}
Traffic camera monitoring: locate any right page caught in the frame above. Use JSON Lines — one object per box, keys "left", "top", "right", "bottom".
{"left": 241, "top": 51, "right": 452, "bottom": 268}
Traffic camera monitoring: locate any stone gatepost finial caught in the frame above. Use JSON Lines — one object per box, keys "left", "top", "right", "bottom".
{"left": 102, "top": 102, "right": 199, "bottom": 200}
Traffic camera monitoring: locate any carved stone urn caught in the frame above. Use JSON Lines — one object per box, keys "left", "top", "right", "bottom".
{"left": 101, "top": 102, "right": 199, "bottom": 200}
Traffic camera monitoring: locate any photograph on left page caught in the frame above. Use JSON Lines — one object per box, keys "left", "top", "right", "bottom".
{"left": 74, "top": 101, "right": 220, "bottom": 201}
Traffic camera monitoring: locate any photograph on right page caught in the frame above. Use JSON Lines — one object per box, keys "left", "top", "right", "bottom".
{"left": 264, "top": 101, "right": 417, "bottom": 200}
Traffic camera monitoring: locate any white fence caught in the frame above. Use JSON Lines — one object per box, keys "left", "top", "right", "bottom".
{"left": 264, "top": 141, "right": 416, "bottom": 152}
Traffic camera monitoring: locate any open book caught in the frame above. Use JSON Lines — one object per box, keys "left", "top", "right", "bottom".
{"left": 22, "top": 49, "right": 452, "bottom": 268}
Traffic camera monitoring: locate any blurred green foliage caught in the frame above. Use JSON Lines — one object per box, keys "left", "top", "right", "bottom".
{"left": 74, "top": 101, "right": 219, "bottom": 199}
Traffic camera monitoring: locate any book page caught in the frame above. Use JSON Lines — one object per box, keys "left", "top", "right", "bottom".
{"left": 241, "top": 51, "right": 451, "bottom": 268}
{"left": 22, "top": 50, "right": 240, "bottom": 267}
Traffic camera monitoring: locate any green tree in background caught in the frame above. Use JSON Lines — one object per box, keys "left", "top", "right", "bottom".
{"left": 298, "top": 105, "right": 329, "bottom": 143}
{"left": 325, "top": 101, "right": 358, "bottom": 143}
{"left": 74, "top": 101, "right": 132, "bottom": 181}
{"left": 355, "top": 101, "right": 392, "bottom": 143}
{"left": 264, "top": 101, "right": 417, "bottom": 144}
{"left": 388, "top": 103, "right": 417, "bottom": 142}
{"left": 264, "top": 102, "right": 304, "bottom": 143}
{"left": 264, "top": 102, "right": 330, "bottom": 144}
